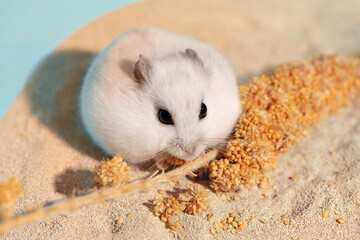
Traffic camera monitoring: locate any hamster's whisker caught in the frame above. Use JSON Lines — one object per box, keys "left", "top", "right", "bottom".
{"left": 146, "top": 163, "right": 158, "bottom": 172}
{"left": 203, "top": 134, "right": 252, "bottom": 140}
{"left": 201, "top": 138, "right": 250, "bottom": 144}
{"left": 202, "top": 137, "right": 233, "bottom": 139}
{"left": 138, "top": 146, "right": 175, "bottom": 172}
{"left": 199, "top": 139, "right": 228, "bottom": 146}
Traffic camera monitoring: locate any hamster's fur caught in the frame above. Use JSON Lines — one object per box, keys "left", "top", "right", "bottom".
{"left": 79, "top": 27, "right": 241, "bottom": 165}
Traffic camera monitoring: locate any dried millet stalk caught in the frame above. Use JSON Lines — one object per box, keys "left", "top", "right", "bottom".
{"left": 0, "top": 177, "right": 25, "bottom": 219}
{"left": 0, "top": 150, "right": 217, "bottom": 234}
{"left": 94, "top": 155, "right": 130, "bottom": 187}
{"left": 209, "top": 55, "right": 360, "bottom": 191}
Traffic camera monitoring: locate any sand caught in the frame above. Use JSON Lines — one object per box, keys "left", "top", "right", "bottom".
{"left": 0, "top": 0, "right": 360, "bottom": 239}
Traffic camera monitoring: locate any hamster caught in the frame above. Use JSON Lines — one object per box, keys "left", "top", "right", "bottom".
{"left": 79, "top": 27, "right": 241, "bottom": 168}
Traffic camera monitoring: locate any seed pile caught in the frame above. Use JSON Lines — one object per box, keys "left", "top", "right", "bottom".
{"left": 94, "top": 155, "right": 130, "bottom": 187}
{"left": 209, "top": 56, "right": 360, "bottom": 191}
{"left": 209, "top": 212, "right": 247, "bottom": 235}
{"left": 152, "top": 184, "right": 209, "bottom": 230}
{"left": 0, "top": 177, "right": 25, "bottom": 219}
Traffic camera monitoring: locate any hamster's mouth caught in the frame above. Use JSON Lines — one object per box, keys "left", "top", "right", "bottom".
{"left": 153, "top": 149, "right": 211, "bottom": 170}
{"left": 154, "top": 153, "right": 188, "bottom": 170}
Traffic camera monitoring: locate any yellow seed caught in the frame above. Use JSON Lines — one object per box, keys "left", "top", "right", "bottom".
{"left": 174, "top": 222, "right": 181, "bottom": 230}
{"left": 209, "top": 172, "right": 217, "bottom": 178}
{"left": 334, "top": 210, "right": 340, "bottom": 215}
{"left": 230, "top": 212, "right": 236, "bottom": 218}
{"left": 160, "top": 216, "right": 168, "bottom": 222}
{"left": 210, "top": 227, "right": 216, "bottom": 235}
{"left": 227, "top": 217, "right": 234, "bottom": 223}
{"left": 290, "top": 175, "right": 299, "bottom": 180}
{"left": 102, "top": 177, "right": 108, "bottom": 183}
{"left": 231, "top": 221, "right": 238, "bottom": 227}
{"left": 330, "top": 150, "right": 337, "bottom": 156}
{"left": 322, "top": 210, "right": 328, "bottom": 218}
{"left": 239, "top": 223, "right": 247, "bottom": 229}
{"left": 259, "top": 219, "right": 266, "bottom": 224}
{"left": 126, "top": 213, "right": 133, "bottom": 218}
{"left": 283, "top": 220, "right": 291, "bottom": 225}
{"left": 116, "top": 218, "right": 124, "bottom": 225}
{"left": 157, "top": 189, "right": 165, "bottom": 195}
{"left": 207, "top": 213, "right": 214, "bottom": 222}
{"left": 337, "top": 218, "right": 345, "bottom": 224}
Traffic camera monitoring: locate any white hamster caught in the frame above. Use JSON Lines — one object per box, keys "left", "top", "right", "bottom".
{"left": 79, "top": 27, "right": 241, "bottom": 168}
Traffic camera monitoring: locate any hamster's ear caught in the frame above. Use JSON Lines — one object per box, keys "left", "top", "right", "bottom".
{"left": 134, "top": 54, "right": 151, "bottom": 84}
{"left": 185, "top": 48, "right": 203, "bottom": 67}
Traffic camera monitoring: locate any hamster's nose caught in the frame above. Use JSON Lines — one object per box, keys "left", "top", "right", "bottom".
{"left": 183, "top": 145, "right": 196, "bottom": 157}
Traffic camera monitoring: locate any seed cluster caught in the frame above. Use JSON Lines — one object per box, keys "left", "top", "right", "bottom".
{"left": 153, "top": 196, "right": 182, "bottom": 230}
{"left": 152, "top": 184, "right": 209, "bottom": 230}
{"left": 94, "top": 155, "right": 130, "bottom": 187}
{"left": 209, "top": 212, "right": 247, "bottom": 235}
{"left": 0, "top": 177, "right": 25, "bottom": 219}
{"left": 209, "top": 56, "right": 360, "bottom": 191}
{"left": 178, "top": 184, "right": 210, "bottom": 215}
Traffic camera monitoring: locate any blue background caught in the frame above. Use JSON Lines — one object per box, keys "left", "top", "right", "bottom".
{"left": 0, "top": 0, "right": 136, "bottom": 119}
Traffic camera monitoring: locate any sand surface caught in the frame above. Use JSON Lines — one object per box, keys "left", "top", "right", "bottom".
{"left": 0, "top": 0, "right": 360, "bottom": 239}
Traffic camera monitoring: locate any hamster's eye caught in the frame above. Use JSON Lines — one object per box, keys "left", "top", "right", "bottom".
{"left": 199, "top": 103, "right": 207, "bottom": 119}
{"left": 158, "top": 109, "right": 174, "bottom": 125}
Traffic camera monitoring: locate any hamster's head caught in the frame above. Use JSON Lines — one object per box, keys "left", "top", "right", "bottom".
{"left": 132, "top": 49, "right": 241, "bottom": 167}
